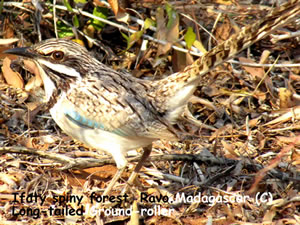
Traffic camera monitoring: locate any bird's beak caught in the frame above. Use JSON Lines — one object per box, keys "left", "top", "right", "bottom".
{"left": 4, "top": 47, "right": 36, "bottom": 59}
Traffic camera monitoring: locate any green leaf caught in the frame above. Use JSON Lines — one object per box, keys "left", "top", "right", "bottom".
{"left": 63, "top": 0, "right": 73, "bottom": 12}
{"left": 165, "top": 3, "right": 178, "bottom": 29}
{"left": 121, "top": 32, "right": 129, "bottom": 41}
{"left": 91, "top": 7, "right": 108, "bottom": 31}
{"left": 72, "top": 15, "right": 80, "bottom": 28}
{"left": 144, "top": 18, "right": 155, "bottom": 30}
{"left": 57, "top": 21, "right": 74, "bottom": 38}
{"left": 127, "top": 30, "right": 143, "bottom": 50}
{"left": 0, "top": 0, "right": 3, "bottom": 15}
{"left": 184, "top": 27, "right": 196, "bottom": 49}
{"left": 74, "top": 0, "right": 87, "bottom": 3}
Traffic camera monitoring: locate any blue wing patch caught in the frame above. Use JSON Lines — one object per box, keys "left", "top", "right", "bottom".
{"left": 65, "top": 109, "right": 105, "bottom": 129}
{"left": 64, "top": 109, "right": 128, "bottom": 136}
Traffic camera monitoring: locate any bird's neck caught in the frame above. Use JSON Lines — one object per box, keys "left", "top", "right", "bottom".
{"left": 34, "top": 61, "right": 78, "bottom": 109}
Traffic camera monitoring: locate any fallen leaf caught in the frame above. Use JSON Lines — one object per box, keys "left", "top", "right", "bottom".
{"left": 3, "top": 18, "right": 14, "bottom": 39}
{"left": 276, "top": 136, "right": 299, "bottom": 144}
{"left": 108, "top": 0, "right": 129, "bottom": 23}
{"left": 265, "top": 106, "right": 300, "bottom": 126}
{"left": 239, "top": 57, "right": 265, "bottom": 80}
{"left": 23, "top": 60, "right": 43, "bottom": 92}
{"left": 215, "top": 0, "right": 235, "bottom": 5}
{"left": 172, "top": 50, "right": 193, "bottom": 72}
{"left": 67, "top": 166, "right": 118, "bottom": 186}
{"left": 278, "top": 87, "right": 294, "bottom": 108}
{"left": 1, "top": 57, "right": 24, "bottom": 88}
{"left": 0, "top": 38, "right": 19, "bottom": 45}
{"left": 291, "top": 149, "right": 300, "bottom": 166}
{"left": 215, "top": 16, "right": 232, "bottom": 41}
{"left": 156, "top": 5, "right": 179, "bottom": 56}
{"left": 221, "top": 140, "right": 238, "bottom": 158}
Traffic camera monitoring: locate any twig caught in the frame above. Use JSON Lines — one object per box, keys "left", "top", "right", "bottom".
{"left": 270, "top": 30, "right": 300, "bottom": 43}
{"left": 228, "top": 60, "right": 300, "bottom": 68}
{"left": 3, "top": 2, "right": 33, "bottom": 13}
{"left": 53, "top": 0, "right": 58, "bottom": 38}
{"left": 1, "top": 146, "right": 298, "bottom": 184}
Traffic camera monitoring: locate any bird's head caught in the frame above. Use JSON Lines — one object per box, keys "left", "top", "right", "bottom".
{"left": 5, "top": 39, "right": 94, "bottom": 102}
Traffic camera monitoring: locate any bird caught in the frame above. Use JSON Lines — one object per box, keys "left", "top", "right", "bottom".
{"left": 5, "top": 0, "right": 300, "bottom": 194}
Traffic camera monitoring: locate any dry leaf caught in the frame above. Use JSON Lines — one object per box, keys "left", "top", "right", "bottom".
{"left": 156, "top": 7, "right": 170, "bottom": 55}
{"left": 262, "top": 208, "right": 276, "bottom": 223}
{"left": 291, "top": 149, "right": 300, "bottom": 166}
{"left": 289, "top": 73, "right": 300, "bottom": 81}
{"left": 23, "top": 60, "right": 42, "bottom": 83}
{"left": 248, "top": 117, "right": 261, "bottom": 127}
{"left": 0, "top": 38, "right": 19, "bottom": 45}
{"left": 221, "top": 140, "right": 238, "bottom": 158}
{"left": 108, "top": 0, "right": 129, "bottom": 23}
{"left": 0, "top": 172, "right": 24, "bottom": 193}
{"left": 215, "top": 0, "right": 234, "bottom": 5}
{"left": 156, "top": 6, "right": 179, "bottom": 56}
{"left": 239, "top": 57, "right": 265, "bottom": 80}
{"left": 278, "top": 87, "right": 294, "bottom": 108}
{"left": 259, "top": 50, "right": 271, "bottom": 64}
{"left": 172, "top": 50, "right": 193, "bottom": 72}
{"left": 3, "top": 18, "right": 14, "bottom": 39}
{"left": 20, "top": 137, "right": 49, "bottom": 150}
{"left": 193, "top": 40, "right": 207, "bottom": 54}
{"left": 108, "top": 0, "right": 119, "bottom": 15}
{"left": 239, "top": 56, "right": 275, "bottom": 97}
{"left": 215, "top": 16, "right": 232, "bottom": 41}
{"left": 67, "top": 166, "right": 117, "bottom": 186}
{"left": 276, "top": 136, "right": 298, "bottom": 144}
{"left": 265, "top": 106, "right": 300, "bottom": 126}
{"left": 253, "top": 90, "right": 267, "bottom": 101}
{"left": 26, "top": 101, "right": 41, "bottom": 111}
{"left": 2, "top": 57, "right": 24, "bottom": 88}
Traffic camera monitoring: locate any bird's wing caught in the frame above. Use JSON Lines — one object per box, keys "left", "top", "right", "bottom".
{"left": 64, "top": 72, "right": 175, "bottom": 139}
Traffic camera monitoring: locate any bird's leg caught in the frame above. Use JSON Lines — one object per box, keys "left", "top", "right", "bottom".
{"left": 123, "top": 144, "right": 152, "bottom": 193}
{"left": 103, "top": 144, "right": 152, "bottom": 195}
{"left": 102, "top": 163, "right": 127, "bottom": 196}
{"left": 102, "top": 147, "right": 130, "bottom": 195}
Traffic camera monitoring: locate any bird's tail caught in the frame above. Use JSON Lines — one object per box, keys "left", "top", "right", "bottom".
{"left": 153, "top": 0, "right": 300, "bottom": 121}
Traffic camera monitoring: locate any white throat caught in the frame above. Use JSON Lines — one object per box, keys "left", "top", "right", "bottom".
{"left": 34, "top": 59, "right": 82, "bottom": 102}
{"left": 34, "top": 62, "right": 56, "bottom": 102}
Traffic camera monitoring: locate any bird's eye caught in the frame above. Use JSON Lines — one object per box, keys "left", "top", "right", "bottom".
{"left": 52, "top": 51, "right": 64, "bottom": 60}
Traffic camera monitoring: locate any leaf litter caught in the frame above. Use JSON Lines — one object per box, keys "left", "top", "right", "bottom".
{"left": 0, "top": 0, "right": 299, "bottom": 224}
